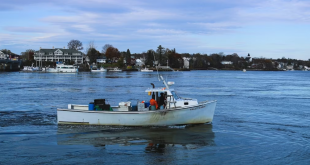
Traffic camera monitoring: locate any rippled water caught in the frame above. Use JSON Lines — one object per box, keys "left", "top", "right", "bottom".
{"left": 1, "top": 71, "right": 310, "bottom": 164}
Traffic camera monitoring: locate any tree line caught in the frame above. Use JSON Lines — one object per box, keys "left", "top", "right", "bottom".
{"left": 3, "top": 39, "right": 310, "bottom": 70}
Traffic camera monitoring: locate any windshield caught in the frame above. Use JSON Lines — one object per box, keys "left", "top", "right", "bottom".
{"left": 171, "top": 91, "right": 180, "bottom": 100}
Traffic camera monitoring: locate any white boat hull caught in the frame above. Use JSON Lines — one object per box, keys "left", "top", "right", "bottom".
{"left": 57, "top": 101, "right": 216, "bottom": 126}
{"left": 91, "top": 69, "right": 107, "bottom": 72}
{"left": 141, "top": 68, "right": 153, "bottom": 72}
{"left": 45, "top": 68, "right": 78, "bottom": 73}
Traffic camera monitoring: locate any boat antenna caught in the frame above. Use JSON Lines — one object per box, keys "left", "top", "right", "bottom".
{"left": 153, "top": 52, "right": 160, "bottom": 81}
{"left": 152, "top": 52, "right": 170, "bottom": 88}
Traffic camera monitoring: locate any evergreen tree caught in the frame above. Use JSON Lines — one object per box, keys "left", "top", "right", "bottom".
{"left": 146, "top": 49, "right": 155, "bottom": 67}
{"left": 156, "top": 45, "right": 164, "bottom": 65}
{"left": 126, "top": 49, "right": 131, "bottom": 65}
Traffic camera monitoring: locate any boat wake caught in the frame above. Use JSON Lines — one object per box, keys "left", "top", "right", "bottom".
{"left": 0, "top": 111, "right": 56, "bottom": 127}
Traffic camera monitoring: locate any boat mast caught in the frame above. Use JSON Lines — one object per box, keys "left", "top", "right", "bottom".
{"left": 40, "top": 48, "right": 42, "bottom": 69}
{"left": 153, "top": 52, "right": 160, "bottom": 81}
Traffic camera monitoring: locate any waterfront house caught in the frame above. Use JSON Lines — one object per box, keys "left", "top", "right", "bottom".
{"left": 245, "top": 54, "right": 252, "bottom": 62}
{"left": 135, "top": 58, "right": 144, "bottom": 67}
{"left": 34, "top": 47, "right": 84, "bottom": 64}
{"left": 96, "top": 56, "right": 107, "bottom": 63}
{"left": 276, "top": 62, "right": 287, "bottom": 70}
{"left": 0, "top": 51, "right": 8, "bottom": 60}
{"left": 183, "top": 57, "right": 190, "bottom": 69}
{"left": 221, "top": 61, "right": 233, "bottom": 65}
{"left": 287, "top": 65, "right": 294, "bottom": 70}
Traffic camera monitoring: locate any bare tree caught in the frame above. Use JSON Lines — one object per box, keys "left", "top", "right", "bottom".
{"left": 102, "top": 44, "right": 113, "bottom": 54}
{"left": 85, "top": 41, "right": 97, "bottom": 54}
{"left": 67, "top": 40, "right": 83, "bottom": 50}
{"left": 21, "top": 49, "right": 35, "bottom": 61}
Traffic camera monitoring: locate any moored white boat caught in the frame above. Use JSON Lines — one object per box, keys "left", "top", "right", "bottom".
{"left": 45, "top": 63, "right": 78, "bottom": 73}
{"left": 32, "top": 67, "right": 41, "bottom": 71}
{"left": 22, "top": 66, "right": 33, "bottom": 72}
{"left": 109, "top": 67, "right": 122, "bottom": 72}
{"left": 141, "top": 67, "right": 153, "bottom": 72}
{"left": 57, "top": 76, "right": 217, "bottom": 126}
{"left": 91, "top": 67, "right": 106, "bottom": 72}
{"left": 303, "top": 66, "right": 309, "bottom": 71}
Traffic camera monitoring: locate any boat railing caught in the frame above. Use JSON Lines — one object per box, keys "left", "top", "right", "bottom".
{"left": 180, "top": 97, "right": 193, "bottom": 100}
{"left": 166, "top": 95, "right": 176, "bottom": 109}
{"left": 68, "top": 104, "right": 88, "bottom": 110}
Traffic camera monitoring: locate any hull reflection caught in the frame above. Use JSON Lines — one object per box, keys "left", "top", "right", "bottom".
{"left": 57, "top": 124, "right": 215, "bottom": 150}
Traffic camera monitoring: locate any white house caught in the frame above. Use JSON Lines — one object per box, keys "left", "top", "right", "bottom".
{"left": 183, "top": 57, "right": 190, "bottom": 69}
{"left": 286, "top": 65, "right": 294, "bottom": 70}
{"left": 245, "top": 54, "right": 252, "bottom": 62}
{"left": 96, "top": 57, "right": 106, "bottom": 63}
{"left": 135, "top": 58, "right": 144, "bottom": 66}
{"left": 34, "top": 47, "right": 84, "bottom": 64}
{"left": 221, "top": 61, "right": 233, "bottom": 65}
{"left": 0, "top": 51, "right": 8, "bottom": 60}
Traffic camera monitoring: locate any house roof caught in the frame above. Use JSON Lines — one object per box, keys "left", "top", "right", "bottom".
{"left": 35, "top": 48, "right": 83, "bottom": 54}
{"left": 97, "top": 56, "right": 107, "bottom": 59}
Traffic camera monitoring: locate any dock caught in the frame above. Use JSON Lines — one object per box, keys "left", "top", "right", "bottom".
{"left": 0, "top": 59, "right": 21, "bottom": 72}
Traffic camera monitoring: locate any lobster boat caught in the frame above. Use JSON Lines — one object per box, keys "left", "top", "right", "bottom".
{"left": 57, "top": 76, "right": 217, "bottom": 126}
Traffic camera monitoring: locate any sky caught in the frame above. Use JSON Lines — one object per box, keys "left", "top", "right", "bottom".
{"left": 0, "top": 0, "right": 309, "bottom": 60}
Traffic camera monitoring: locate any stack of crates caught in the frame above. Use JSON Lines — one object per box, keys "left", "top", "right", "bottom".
{"left": 94, "top": 99, "right": 111, "bottom": 111}
{"left": 138, "top": 102, "right": 148, "bottom": 111}
{"left": 118, "top": 102, "right": 131, "bottom": 111}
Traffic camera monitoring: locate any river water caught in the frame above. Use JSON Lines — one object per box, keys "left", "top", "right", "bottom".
{"left": 0, "top": 71, "right": 309, "bottom": 164}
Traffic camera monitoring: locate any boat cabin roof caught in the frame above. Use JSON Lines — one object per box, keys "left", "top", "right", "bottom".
{"left": 145, "top": 88, "right": 174, "bottom": 93}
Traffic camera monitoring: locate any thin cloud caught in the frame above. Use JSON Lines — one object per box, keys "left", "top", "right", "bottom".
{"left": 0, "top": 0, "right": 310, "bottom": 60}
{"left": 3, "top": 26, "right": 61, "bottom": 33}
{"left": 136, "top": 29, "right": 187, "bottom": 35}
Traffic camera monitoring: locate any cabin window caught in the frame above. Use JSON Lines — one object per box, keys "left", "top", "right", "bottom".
{"left": 171, "top": 91, "right": 180, "bottom": 100}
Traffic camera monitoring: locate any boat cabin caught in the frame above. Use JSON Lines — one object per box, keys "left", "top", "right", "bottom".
{"left": 145, "top": 86, "right": 198, "bottom": 109}
{"left": 57, "top": 64, "right": 76, "bottom": 70}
